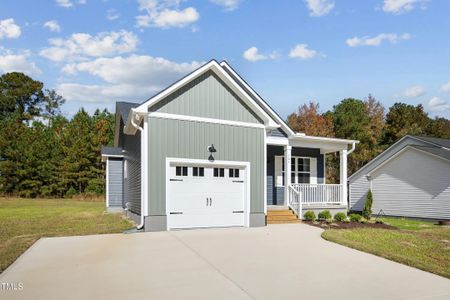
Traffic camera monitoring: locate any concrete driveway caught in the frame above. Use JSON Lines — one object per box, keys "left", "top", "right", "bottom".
{"left": 1, "top": 224, "right": 450, "bottom": 300}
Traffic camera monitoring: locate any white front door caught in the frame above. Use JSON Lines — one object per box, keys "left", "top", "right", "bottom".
{"left": 167, "top": 163, "right": 246, "bottom": 229}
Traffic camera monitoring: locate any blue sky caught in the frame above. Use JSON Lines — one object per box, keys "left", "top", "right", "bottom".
{"left": 1, "top": 0, "right": 450, "bottom": 118}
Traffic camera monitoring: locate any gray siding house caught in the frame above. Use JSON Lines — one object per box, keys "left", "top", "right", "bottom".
{"left": 101, "top": 60, "right": 358, "bottom": 231}
{"left": 349, "top": 135, "right": 450, "bottom": 220}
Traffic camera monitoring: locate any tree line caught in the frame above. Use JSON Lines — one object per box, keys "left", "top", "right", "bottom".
{"left": 0, "top": 72, "right": 114, "bottom": 198}
{"left": 1, "top": 72, "right": 449, "bottom": 197}
{"left": 287, "top": 95, "right": 450, "bottom": 182}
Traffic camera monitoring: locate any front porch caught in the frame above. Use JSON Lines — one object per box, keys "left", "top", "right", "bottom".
{"left": 266, "top": 134, "right": 357, "bottom": 220}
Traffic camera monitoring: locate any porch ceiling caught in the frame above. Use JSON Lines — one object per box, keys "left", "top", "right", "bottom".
{"left": 289, "top": 135, "right": 359, "bottom": 154}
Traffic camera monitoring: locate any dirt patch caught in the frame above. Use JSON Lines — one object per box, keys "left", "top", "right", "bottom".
{"left": 304, "top": 220, "right": 395, "bottom": 230}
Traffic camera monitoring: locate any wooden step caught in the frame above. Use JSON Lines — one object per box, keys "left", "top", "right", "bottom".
{"left": 268, "top": 219, "right": 301, "bottom": 224}
{"left": 267, "top": 210, "right": 295, "bottom": 216}
{"left": 267, "top": 209, "right": 300, "bottom": 224}
{"left": 267, "top": 215, "right": 297, "bottom": 220}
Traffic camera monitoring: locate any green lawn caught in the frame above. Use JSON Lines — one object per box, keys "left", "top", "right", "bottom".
{"left": 322, "top": 218, "right": 450, "bottom": 278}
{"left": 0, "top": 197, "right": 133, "bottom": 273}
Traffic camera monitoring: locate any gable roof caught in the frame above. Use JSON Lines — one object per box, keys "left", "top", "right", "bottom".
{"left": 410, "top": 145, "right": 450, "bottom": 161}
{"left": 219, "top": 61, "right": 296, "bottom": 137}
{"left": 125, "top": 59, "right": 280, "bottom": 134}
{"left": 349, "top": 135, "right": 450, "bottom": 181}
{"left": 413, "top": 136, "right": 450, "bottom": 149}
{"left": 117, "top": 101, "right": 139, "bottom": 123}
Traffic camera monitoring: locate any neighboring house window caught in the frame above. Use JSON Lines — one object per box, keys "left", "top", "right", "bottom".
{"left": 275, "top": 156, "right": 317, "bottom": 186}
{"left": 229, "top": 168, "right": 240, "bottom": 178}
{"left": 213, "top": 168, "right": 225, "bottom": 177}
{"left": 193, "top": 167, "right": 204, "bottom": 177}
{"left": 176, "top": 166, "right": 188, "bottom": 176}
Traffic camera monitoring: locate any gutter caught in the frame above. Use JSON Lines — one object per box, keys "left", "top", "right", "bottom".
{"left": 129, "top": 108, "right": 145, "bottom": 230}
{"left": 347, "top": 141, "right": 357, "bottom": 155}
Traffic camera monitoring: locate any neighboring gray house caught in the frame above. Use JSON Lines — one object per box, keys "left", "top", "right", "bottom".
{"left": 101, "top": 60, "right": 357, "bottom": 231}
{"left": 349, "top": 135, "right": 450, "bottom": 220}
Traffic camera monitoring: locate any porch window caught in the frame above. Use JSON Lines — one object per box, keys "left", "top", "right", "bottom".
{"left": 275, "top": 156, "right": 317, "bottom": 187}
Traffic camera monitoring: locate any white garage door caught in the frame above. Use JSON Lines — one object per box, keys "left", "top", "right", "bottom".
{"left": 167, "top": 162, "right": 247, "bottom": 229}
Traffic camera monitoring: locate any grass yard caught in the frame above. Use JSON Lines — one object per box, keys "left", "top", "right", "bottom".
{"left": 0, "top": 197, "right": 133, "bottom": 273}
{"left": 322, "top": 217, "right": 450, "bottom": 278}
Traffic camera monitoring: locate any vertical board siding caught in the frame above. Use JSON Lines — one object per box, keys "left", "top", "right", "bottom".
{"left": 122, "top": 131, "right": 141, "bottom": 214}
{"left": 349, "top": 136, "right": 436, "bottom": 212}
{"left": 266, "top": 145, "right": 325, "bottom": 205}
{"left": 149, "top": 71, "right": 263, "bottom": 124}
{"left": 108, "top": 159, "right": 123, "bottom": 207}
{"left": 370, "top": 148, "right": 450, "bottom": 219}
{"left": 148, "top": 118, "right": 265, "bottom": 215}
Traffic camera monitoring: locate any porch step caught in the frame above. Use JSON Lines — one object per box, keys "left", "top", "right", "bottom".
{"left": 267, "top": 209, "right": 300, "bottom": 224}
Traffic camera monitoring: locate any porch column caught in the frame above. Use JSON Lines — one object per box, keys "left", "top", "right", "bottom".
{"left": 339, "top": 149, "right": 348, "bottom": 205}
{"left": 284, "top": 145, "right": 292, "bottom": 206}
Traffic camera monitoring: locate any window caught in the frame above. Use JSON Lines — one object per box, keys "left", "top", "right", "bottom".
{"left": 213, "top": 167, "right": 224, "bottom": 177}
{"left": 193, "top": 167, "right": 204, "bottom": 177}
{"left": 292, "top": 157, "right": 310, "bottom": 184}
{"left": 275, "top": 156, "right": 315, "bottom": 186}
{"left": 229, "top": 168, "right": 240, "bottom": 178}
{"left": 176, "top": 166, "right": 188, "bottom": 176}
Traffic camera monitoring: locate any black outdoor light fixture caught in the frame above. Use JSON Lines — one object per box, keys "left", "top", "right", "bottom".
{"left": 207, "top": 144, "right": 217, "bottom": 153}
{"left": 207, "top": 144, "right": 216, "bottom": 162}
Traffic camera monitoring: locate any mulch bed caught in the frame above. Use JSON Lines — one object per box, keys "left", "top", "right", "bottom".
{"left": 304, "top": 220, "right": 395, "bottom": 230}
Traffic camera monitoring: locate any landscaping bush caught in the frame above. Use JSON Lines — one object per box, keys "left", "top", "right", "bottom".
{"left": 362, "top": 189, "right": 373, "bottom": 219}
{"left": 334, "top": 212, "right": 347, "bottom": 222}
{"left": 303, "top": 210, "right": 316, "bottom": 221}
{"left": 65, "top": 186, "right": 77, "bottom": 198}
{"left": 318, "top": 210, "right": 332, "bottom": 221}
{"left": 349, "top": 213, "right": 362, "bottom": 222}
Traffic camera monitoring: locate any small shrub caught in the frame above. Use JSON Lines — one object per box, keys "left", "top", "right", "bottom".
{"left": 303, "top": 210, "right": 316, "bottom": 221}
{"left": 349, "top": 213, "right": 362, "bottom": 222}
{"left": 362, "top": 190, "right": 373, "bottom": 219}
{"left": 360, "top": 218, "right": 368, "bottom": 224}
{"left": 375, "top": 219, "right": 384, "bottom": 224}
{"left": 325, "top": 218, "right": 333, "bottom": 224}
{"left": 334, "top": 212, "right": 347, "bottom": 222}
{"left": 65, "top": 186, "right": 77, "bottom": 198}
{"left": 318, "top": 210, "right": 332, "bottom": 221}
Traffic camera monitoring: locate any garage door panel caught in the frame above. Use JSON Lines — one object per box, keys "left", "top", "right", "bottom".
{"left": 168, "top": 163, "right": 247, "bottom": 229}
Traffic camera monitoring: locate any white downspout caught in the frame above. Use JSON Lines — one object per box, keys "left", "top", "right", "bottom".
{"left": 347, "top": 142, "right": 356, "bottom": 155}
{"left": 130, "top": 109, "right": 145, "bottom": 230}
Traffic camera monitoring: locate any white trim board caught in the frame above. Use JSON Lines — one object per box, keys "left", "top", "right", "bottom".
{"left": 148, "top": 112, "right": 266, "bottom": 129}
{"left": 165, "top": 157, "right": 251, "bottom": 230}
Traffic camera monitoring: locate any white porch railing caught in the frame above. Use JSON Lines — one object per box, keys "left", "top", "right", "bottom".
{"left": 288, "top": 185, "right": 302, "bottom": 219}
{"left": 290, "top": 184, "right": 343, "bottom": 205}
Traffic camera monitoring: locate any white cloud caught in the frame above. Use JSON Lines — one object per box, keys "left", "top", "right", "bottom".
{"left": 346, "top": 33, "right": 411, "bottom": 47}
{"left": 242, "top": 47, "right": 278, "bottom": 62}
{"left": 401, "top": 85, "right": 425, "bottom": 98}
{"left": 428, "top": 97, "right": 450, "bottom": 112}
{"left": 43, "top": 20, "right": 61, "bottom": 32}
{"left": 305, "top": 0, "right": 335, "bottom": 17}
{"left": 0, "top": 18, "right": 21, "bottom": 39}
{"left": 441, "top": 79, "right": 450, "bottom": 92}
{"left": 58, "top": 55, "right": 203, "bottom": 104}
{"left": 136, "top": 0, "right": 199, "bottom": 29}
{"left": 0, "top": 48, "right": 41, "bottom": 76}
{"left": 56, "top": 83, "right": 157, "bottom": 103}
{"left": 210, "top": 0, "right": 242, "bottom": 11}
{"left": 382, "top": 0, "right": 428, "bottom": 15}
{"left": 40, "top": 30, "right": 138, "bottom": 62}
{"left": 56, "top": 0, "right": 73, "bottom": 7}
{"left": 107, "top": 9, "right": 120, "bottom": 21}
{"left": 56, "top": 0, "right": 86, "bottom": 8}
{"left": 289, "top": 44, "right": 318, "bottom": 59}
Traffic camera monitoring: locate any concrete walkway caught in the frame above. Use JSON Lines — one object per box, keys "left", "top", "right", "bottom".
{"left": 1, "top": 224, "right": 450, "bottom": 300}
